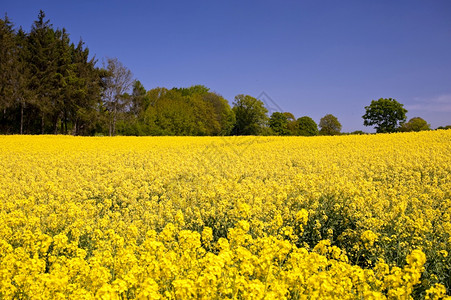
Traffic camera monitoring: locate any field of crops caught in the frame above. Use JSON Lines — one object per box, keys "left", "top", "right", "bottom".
{"left": 0, "top": 132, "right": 450, "bottom": 299}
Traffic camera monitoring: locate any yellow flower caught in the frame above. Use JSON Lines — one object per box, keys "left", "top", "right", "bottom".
{"left": 425, "top": 283, "right": 447, "bottom": 300}
{"left": 0, "top": 131, "right": 449, "bottom": 298}
{"left": 361, "top": 230, "right": 378, "bottom": 249}
{"left": 406, "top": 249, "right": 426, "bottom": 268}
{"left": 295, "top": 209, "right": 309, "bottom": 225}
{"left": 313, "top": 240, "right": 331, "bottom": 255}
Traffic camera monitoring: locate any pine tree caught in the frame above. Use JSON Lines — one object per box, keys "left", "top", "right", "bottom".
{"left": 14, "top": 28, "right": 31, "bottom": 134}
{"left": 0, "top": 14, "right": 16, "bottom": 117}
{"left": 70, "top": 41, "right": 105, "bottom": 135}
{"left": 28, "top": 10, "right": 59, "bottom": 133}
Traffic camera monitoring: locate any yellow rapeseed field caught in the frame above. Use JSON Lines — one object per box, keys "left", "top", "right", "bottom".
{"left": 0, "top": 131, "right": 450, "bottom": 299}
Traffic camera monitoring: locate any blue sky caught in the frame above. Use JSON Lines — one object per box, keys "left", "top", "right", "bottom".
{"left": 2, "top": 0, "right": 451, "bottom": 132}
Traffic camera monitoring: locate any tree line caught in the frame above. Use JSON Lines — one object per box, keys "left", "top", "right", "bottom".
{"left": 0, "top": 11, "right": 106, "bottom": 135}
{"left": 1, "top": 12, "right": 447, "bottom": 136}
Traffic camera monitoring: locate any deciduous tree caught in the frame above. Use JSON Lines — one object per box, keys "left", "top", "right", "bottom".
{"left": 269, "top": 112, "right": 289, "bottom": 135}
{"left": 319, "top": 114, "right": 341, "bottom": 135}
{"left": 231, "top": 94, "right": 268, "bottom": 135}
{"left": 297, "top": 116, "right": 318, "bottom": 136}
{"left": 399, "top": 117, "right": 430, "bottom": 132}
{"left": 362, "top": 98, "right": 407, "bottom": 133}
{"left": 103, "top": 57, "right": 133, "bottom": 136}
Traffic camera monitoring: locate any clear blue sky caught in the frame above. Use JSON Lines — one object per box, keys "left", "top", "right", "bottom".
{"left": 2, "top": 0, "right": 451, "bottom": 132}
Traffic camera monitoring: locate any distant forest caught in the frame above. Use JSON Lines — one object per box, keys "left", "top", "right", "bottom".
{"left": 1, "top": 11, "right": 448, "bottom": 136}
{"left": 0, "top": 11, "right": 248, "bottom": 136}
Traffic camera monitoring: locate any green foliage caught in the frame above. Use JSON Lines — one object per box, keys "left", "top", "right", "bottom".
{"left": 283, "top": 112, "right": 295, "bottom": 122}
{"left": 231, "top": 95, "right": 269, "bottom": 135}
{"left": 362, "top": 98, "right": 407, "bottom": 133}
{"left": 0, "top": 15, "right": 30, "bottom": 134}
{"left": 26, "top": 10, "right": 58, "bottom": 133}
{"left": 297, "top": 116, "right": 318, "bottom": 136}
{"left": 269, "top": 112, "right": 290, "bottom": 135}
{"left": 0, "top": 11, "right": 105, "bottom": 135}
{"left": 129, "top": 80, "right": 148, "bottom": 116}
{"left": 319, "top": 114, "right": 341, "bottom": 136}
{"left": 200, "top": 91, "right": 235, "bottom": 135}
{"left": 124, "top": 87, "right": 235, "bottom": 136}
{"left": 399, "top": 117, "right": 431, "bottom": 132}
{"left": 350, "top": 130, "right": 366, "bottom": 135}
{"left": 282, "top": 112, "right": 298, "bottom": 135}
{"left": 173, "top": 85, "right": 210, "bottom": 97}
{"left": 69, "top": 41, "right": 105, "bottom": 136}
{"left": 143, "top": 89, "right": 196, "bottom": 135}
{"left": 268, "top": 111, "right": 299, "bottom": 135}
{"left": 0, "top": 14, "right": 16, "bottom": 112}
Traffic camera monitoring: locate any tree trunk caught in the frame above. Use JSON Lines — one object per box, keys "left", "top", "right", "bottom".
{"left": 113, "top": 103, "right": 117, "bottom": 136}
{"left": 20, "top": 99, "right": 24, "bottom": 135}
{"left": 109, "top": 115, "right": 112, "bottom": 137}
{"left": 41, "top": 113, "right": 45, "bottom": 134}
{"left": 54, "top": 115, "right": 59, "bottom": 135}
{"left": 73, "top": 119, "right": 78, "bottom": 136}
{"left": 64, "top": 111, "right": 68, "bottom": 134}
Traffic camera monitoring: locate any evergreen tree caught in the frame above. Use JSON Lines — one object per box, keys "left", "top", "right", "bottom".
{"left": 0, "top": 14, "right": 16, "bottom": 115}
{"left": 130, "top": 80, "right": 147, "bottom": 117}
{"left": 27, "top": 10, "right": 59, "bottom": 133}
{"left": 0, "top": 11, "right": 106, "bottom": 135}
{"left": 68, "top": 40, "right": 105, "bottom": 135}
{"left": 15, "top": 28, "right": 33, "bottom": 134}
{"left": 0, "top": 16, "right": 32, "bottom": 134}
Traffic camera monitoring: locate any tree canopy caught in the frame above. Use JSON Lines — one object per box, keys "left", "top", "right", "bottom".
{"left": 399, "top": 117, "right": 431, "bottom": 132}
{"left": 319, "top": 114, "right": 341, "bottom": 136}
{"left": 297, "top": 116, "right": 318, "bottom": 136}
{"left": 0, "top": 11, "right": 105, "bottom": 135}
{"left": 115, "top": 85, "right": 235, "bottom": 136}
{"left": 231, "top": 95, "right": 268, "bottom": 135}
{"left": 269, "top": 112, "right": 290, "bottom": 135}
{"left": 362, "top": 98, "right": 407, "bottom": 133}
